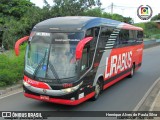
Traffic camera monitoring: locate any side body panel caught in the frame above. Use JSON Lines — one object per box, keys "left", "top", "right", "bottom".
{"left": 93, "top": 25, "right": 143, "bottom": 90}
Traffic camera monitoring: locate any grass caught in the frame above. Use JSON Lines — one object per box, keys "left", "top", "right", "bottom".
{"left": 0, "top": 44, "right": 26, "bottom": 87}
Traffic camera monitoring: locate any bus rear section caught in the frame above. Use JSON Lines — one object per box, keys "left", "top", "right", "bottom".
{"left": 15, "top": 17, "right": 143, "bottom": 105}
{"left": 93, "top": 25, "right": 143, "bottom": 90}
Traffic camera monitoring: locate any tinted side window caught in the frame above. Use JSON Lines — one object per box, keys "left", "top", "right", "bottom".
{"left": 85, "top": 27, "right": 100, "bottom": 66}
{"left": 117, "top": 29, "right": 137, "bottom": 47}
{"left": 118, "top": 30, "right": 129, "bottom": 45}
{"left": 81, "top": 48, "right": 89, "bottom": 71}
{"left": 137, "top": 31, "right": 143, "bottom": 43}
{"left": 98, "top": 26, "right": 114, "bottom": 49}
{"left": 128, "top": 30, "right": 137, "bottom": 43}
{"left": 85, "top": 27, "right": 100, "bottom": 49}
{"left": 116, "top": 29, "right": 143, "bottom": 47}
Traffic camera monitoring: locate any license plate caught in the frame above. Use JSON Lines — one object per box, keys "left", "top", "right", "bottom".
{"left": 40, "top": 95, "right": 49, "bottom": 100}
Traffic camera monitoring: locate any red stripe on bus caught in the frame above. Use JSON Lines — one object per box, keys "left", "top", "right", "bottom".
{"left": 103, "top": 72, "right": 131, "bottom": 90}
{"left": 121, "top": 23, "right": 143, "bottom": 31}
{"left": 24, "top": 76, "right": 51, "bottom": 90}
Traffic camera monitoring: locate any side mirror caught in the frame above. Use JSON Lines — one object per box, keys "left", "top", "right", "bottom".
{"left": 75, "top": 37, "right": 93, "bottom": 60}
{"left": 14, "top": 36, "right": 29, "bottom": 56}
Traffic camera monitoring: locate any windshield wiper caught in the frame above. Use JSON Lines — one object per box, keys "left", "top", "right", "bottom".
{"left": 33, "top": 49, "right": 48, "bottom": 78}
{"left": 48, "top": 62, "right": 61, "bottom": 84}
{"left": 33, "top": 49, "right": 61, "bottom": 84}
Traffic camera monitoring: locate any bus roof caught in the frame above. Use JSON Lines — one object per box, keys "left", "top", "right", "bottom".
{"left": 33, "top": 16, "right": 143, "bottom": 31}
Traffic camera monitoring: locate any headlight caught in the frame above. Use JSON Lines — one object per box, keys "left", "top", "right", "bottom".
{"left": 62, "top": 81, "right": 83, "bottom": 93}
{"left": 23, "top": 80, "right": 30, "bottom": 87}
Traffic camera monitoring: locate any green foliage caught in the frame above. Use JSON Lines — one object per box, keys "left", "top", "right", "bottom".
{"left": 135, "top": 22, "right": 160, "bottom": 39}
{"left": 123, "top": 17, "right": 133, "bottom": 24}
{"left": 83, "top": 7, "right": 103, "bottom": 17}
{"left": 0, "top": 0, "right": 34, "bottom": 21}
{"left": 151, "top": 14, "right": 160, "bottom": 21}
{"left": 1, "top": 5, "right": 52, "bottom": 49}
{"left": 52, "top": 0, "right": 101, "bottom": 16}
{"left": 0, "top": 44, "right": 26, "bottom": 87}
{"left": 83, "top": 8, "right": 133, "bottom": 23}
{"left": 102, "top": 12, "right": 112, "bottom": 19}
{"left": 111, "top": 14, "right": 124, "bottom": 21}
{"left": 145, "top": 22, "right": 157, "bottom": 29}
{"left": 0, "top": 0, "right": 103, "bottom": 50}
{"left": 134, "top": 23, "right": 145, "bottom": 28}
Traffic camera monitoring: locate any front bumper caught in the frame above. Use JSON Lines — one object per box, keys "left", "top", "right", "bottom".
{"left": 23, "top": 75, "right": 83, "bottom": 97}
{"left": 23, "top": 81, "right": 82, "bottom": 97}
{"left": 23, "top": 75, "right": 95, "bottom": 105}
{"left": 24, "top": 92, "right": 95, "bottom": 105}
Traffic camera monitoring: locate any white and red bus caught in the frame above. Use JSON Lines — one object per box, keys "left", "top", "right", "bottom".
{"left": 15, "top": 16, "right": 143, "bottom": 105}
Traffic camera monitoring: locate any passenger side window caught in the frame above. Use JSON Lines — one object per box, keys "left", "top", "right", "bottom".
{"left": 98, "top": 27, "right": 114, "bottom": 49}
{"left": 85, "top": 27, "right": 100, "bottom": 67}
{"left": 128, "top": 30, "right": 137, "bottom": 43}
{"left": 116, "top": 29, "right": 143, "bottom": 47}
{"left": 117, "top": 30, "right": 137, "bottom": 46}
{"left": 119, "top": 30, "right": 129, "bottom": 45}
{"left": 85, "top": 29, "right": 93, "bottom": 37}
{"left": 85, "top": 27, "right": 100, "bottom": 49}
{"left": 137, "top": 31, "right": 143, "bottom": 43}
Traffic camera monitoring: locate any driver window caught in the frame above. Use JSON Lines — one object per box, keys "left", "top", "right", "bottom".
{"left": 81, "top": 47, "right": 89, "bottom": 71}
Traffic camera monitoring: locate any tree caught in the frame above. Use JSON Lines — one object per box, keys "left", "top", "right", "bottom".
{"left": 123, "top": 17, "right": 134, "bottom": 24}
{"left": 151, "top": 14, "right": 160, "bottom": 21}
{"left": 0, "top": 0, "right": 34, "bottom": 21}
{"left": 0, "top": 0, "right": 43, "bottom": 49}
{"left": 102, "top": 12, "right": 112, "bottom": 19}
{"left": 83, "top": 7, "right": 103, "bottom": 17}
{"left": 111, "top": 14, "right": 124, "bottom": 21}
{"left": 52, "top": 0, "right": 101, "bottom": 16}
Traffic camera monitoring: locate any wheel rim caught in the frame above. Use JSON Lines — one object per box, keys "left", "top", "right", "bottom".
{"left": 131, "top": 67, "right": 133, "bottom": 75}
{"left": 95, "top": 82, "right": 101, "bottom": 98}
{"left": 131, "top": 66, "right": 134, "bottom": 76}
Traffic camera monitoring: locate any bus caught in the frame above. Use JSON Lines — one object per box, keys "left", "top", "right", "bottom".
{"left": 15, "top": 16, "right": 144, "bottom": 105}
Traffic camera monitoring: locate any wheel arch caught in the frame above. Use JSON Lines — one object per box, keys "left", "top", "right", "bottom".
{"left": 93, "top": 75, "right": 104, "bottom": 88}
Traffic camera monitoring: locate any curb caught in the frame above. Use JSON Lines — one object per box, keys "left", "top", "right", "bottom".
{"left": 144, "top": 42, "right": 160, "bottom": 49}
{"left": 0, "top": 83, "right": 22, "bottom": 95}
{"left": 133, "top": 76, "right": 160, "bottom": 111}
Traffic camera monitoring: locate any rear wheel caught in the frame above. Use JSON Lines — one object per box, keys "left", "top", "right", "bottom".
{"left": 91, "top": 80, "right": 102, "bottom": 101}
{"left": 128, "top": 64, "right": 135, "bottom": 78}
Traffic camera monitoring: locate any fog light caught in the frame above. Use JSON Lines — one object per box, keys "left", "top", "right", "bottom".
{"left": 23, "top": 81, "right": 30, "bottom": 87}
{"left": 62, "top": 81, "right": 83, "bottom": 93}
{"left": 64, "top": 88, "right": 72, "bottom": 93}
{"left": 71, "top": 97, "right": 75, "bottom": 101}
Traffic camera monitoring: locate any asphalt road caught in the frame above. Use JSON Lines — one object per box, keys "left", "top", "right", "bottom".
{"left": 0, "top": 46, "right": 160, "bottom": 120}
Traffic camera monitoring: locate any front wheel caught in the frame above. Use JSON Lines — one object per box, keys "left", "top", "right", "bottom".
{"left": 91, "top": 80, "right": 102, "bottom": 101}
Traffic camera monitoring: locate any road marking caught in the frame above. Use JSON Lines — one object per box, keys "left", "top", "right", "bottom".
{"left": 149, "top": 88, "right": 160, "bottom": 111}
{"left": 0, "top": 90, "right": 22, "bottom": 100}
{"left": 133, "top": 76, "right": 160, "bottom": 111}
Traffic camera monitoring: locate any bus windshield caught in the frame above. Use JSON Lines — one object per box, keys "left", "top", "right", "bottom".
{"left": 25, "top": 32, "right": 84, "bottom": 80}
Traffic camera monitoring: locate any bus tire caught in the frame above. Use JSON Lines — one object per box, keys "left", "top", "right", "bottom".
{"left": 128, "top": 64, "right": 135, "bottom": 78}
{"left": 91, "top": 80, "right": 102, "bottom": 101}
